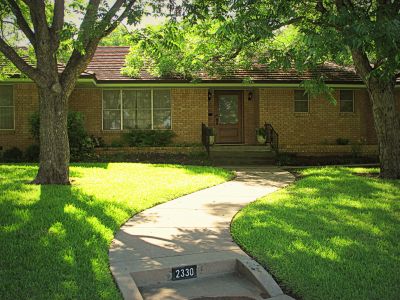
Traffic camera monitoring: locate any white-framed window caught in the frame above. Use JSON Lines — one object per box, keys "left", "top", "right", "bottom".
{"left": 340, "top": 90, "right": 354, "bottom": 112}
{"left": 102, "top": 89, "right": 171, "bottom": 130}
{"left": 0, "top": 85, "right": 14, "bottom": 130}
{"left": 294, "top": 90, "right": 309, "bottom": 112}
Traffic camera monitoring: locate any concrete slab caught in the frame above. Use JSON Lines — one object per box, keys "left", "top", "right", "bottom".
{"left": 109, "top": 167, "right": 295, "bottom": 300}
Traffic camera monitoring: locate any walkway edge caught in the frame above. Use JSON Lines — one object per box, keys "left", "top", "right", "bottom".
{"left": 109, "top": 167, "right": 295, "bottom": 299}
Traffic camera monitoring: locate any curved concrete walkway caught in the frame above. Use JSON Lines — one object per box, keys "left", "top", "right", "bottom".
{"left": 109, "top": 167, "right": 295, "bottom": 300}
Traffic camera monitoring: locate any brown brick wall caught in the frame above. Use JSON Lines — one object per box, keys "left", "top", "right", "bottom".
{"left": 70, "top": 87, "right": 209, "bottom": 145}
{"left": 0, "top": 84, "right": 38, "bottom": 151}
{"left": 171, "top": 88, "right": 208, "bottom": 144}
{"left": 2, "top": 84, "right": 399, "bottom": 154}
{"left": 258, "top": 88, "right": 391, "bottom": 147}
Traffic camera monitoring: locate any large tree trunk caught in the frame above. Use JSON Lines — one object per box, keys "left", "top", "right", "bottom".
{"left": 32, "top": 86, "right": 70, "bottom": 185}
{"left": 368, "top": 82, "right": 400, "bottom": 179}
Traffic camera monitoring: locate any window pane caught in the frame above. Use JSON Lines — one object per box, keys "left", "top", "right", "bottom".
{"left": 122, "top": 90, "right": 137, "bottom": 109}
{"left": 123, "top": 109, "right": 136, "bottom": 129}
{"left": 0, "top": 107, "right": 14, "bottom": 129}
{"left": 0, "top": 86, "right": 13, "bottom": 106}
{"left": 103, "top": 90, "right": 121, "bottom": 109}
{"left": 136, "top": 90, "right": 151, "bottom": 109}
{"left": 294, "top": 100, "right": 308, "bottom": 112}
{"left": 153, "top": 90, "right": 171, "bottom": 109}
{"left": 294, "top": 90, "right": 308, "bottom": 101}
{"left": 340, "top": 90, "right": 353, "bottom": 101}
{"left": 340, "top": 100, "right": 354, "bottom": 112}
{"left": 136, "top": 110, "right": 152, "bottom": 129}
{"left": 103, "top": 110, "right": 121, "bottom": 130}
{"left": 219, "top": 95, "right": 239, "bottom": 124}
{"left": 153, "top": 110, "right": 171, "bottom": 129}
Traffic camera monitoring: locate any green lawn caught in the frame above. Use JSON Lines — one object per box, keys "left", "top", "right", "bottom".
{"left": 231, "top": 167, "right": 400, "bottom": 300}
{"left": 0, "top": 163, "right": 232, "bottom": 299}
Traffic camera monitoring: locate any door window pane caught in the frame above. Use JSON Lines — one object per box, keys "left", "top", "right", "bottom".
{"left": 219, "top": 95, "right": 238, "bottom": 124}
{"left": 0, "top": 86, "right": 14, "bottom": 130}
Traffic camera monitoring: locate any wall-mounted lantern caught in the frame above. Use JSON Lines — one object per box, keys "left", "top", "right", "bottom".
{"left": 208, "top": 90, "right": 213, "bottom": 102}
{"left": 248, "top": 91, "right": 253, "bottom": 101}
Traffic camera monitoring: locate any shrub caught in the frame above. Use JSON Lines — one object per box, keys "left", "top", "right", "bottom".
{"left": 24, "top": 144, "right": 40, "bottom": 162}
{"left": 110, "top": 139, "right": 125, "bottom": 147}
{"left": 90, "top": 135, "right": 106, "bottom": 148}
{"left": 30, "top": 111, "right": 95, "bottom": 160}
{"left": 2, "top": 147, "right": 23, "bottom": 162}
{"left": 123, "top": 130, "right": 175, "bottom": 147}
{"left": 276, "top": 153, "right": 297, "bottom": 166}
{"left": 336, "top": 138, "right": 350, "bottom": 145}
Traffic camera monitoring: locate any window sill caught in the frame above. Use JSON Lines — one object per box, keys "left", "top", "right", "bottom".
{"left": 0, "top": 129, "right": 15, "bottom": 134}
{"left": 293, "top": 112, "right": 310, "bottom": 116}
{"left": 339, "top": 112, "right": 356, "bottom": 117}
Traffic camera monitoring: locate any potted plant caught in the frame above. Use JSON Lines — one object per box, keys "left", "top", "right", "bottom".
{"left": 207, "top": 128, "right": 215, "bottom": 145}
{"left": 256, "top": 127, "right": 267, "bottom": 144}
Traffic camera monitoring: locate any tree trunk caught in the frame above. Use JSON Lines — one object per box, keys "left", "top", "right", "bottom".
{"left": 368, "top": 82, "right": 400, "bottom": 179}
{"left": 32, "top": 86, "right": 70, "bottom": 184}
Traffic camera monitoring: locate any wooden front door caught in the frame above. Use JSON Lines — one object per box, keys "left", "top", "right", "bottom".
{"left": 215, "top": 91, "right": 243, "bottom": 144}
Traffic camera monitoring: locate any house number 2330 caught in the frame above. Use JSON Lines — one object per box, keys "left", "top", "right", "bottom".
{"left": 172, "top": 265, "right": 197, "bottom": 281}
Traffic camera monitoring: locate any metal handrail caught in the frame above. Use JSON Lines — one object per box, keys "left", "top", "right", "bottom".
{"left": 201, "top": 123, "right": 211, "bottom": 156}
{"left": 265, "top": 123, "right": 279, "bottom": 153}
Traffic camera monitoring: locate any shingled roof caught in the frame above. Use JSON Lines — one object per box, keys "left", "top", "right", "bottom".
{"left": 84, "top": 46, "right": 364, "bottom": 84}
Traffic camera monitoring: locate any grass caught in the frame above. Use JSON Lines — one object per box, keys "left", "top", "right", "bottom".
{"left": 231, "top": 167, "right": 400, "bottom": 300}
{"left": 0, "top": 163, "right": 232, "bottom": 299}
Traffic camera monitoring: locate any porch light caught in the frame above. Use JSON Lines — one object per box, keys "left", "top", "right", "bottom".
{"left": 248, "top": 91, "right": 253, "bottom": 101}
{"left": 208, "top": 90, "right": 213, "bottom": 101}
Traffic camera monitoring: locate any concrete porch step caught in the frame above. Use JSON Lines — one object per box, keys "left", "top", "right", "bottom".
{"left": 211, "top": 145, "right": 272, "bottom": 152}
{"left": 209, "top": 145, "right": 277, "bottom": 166}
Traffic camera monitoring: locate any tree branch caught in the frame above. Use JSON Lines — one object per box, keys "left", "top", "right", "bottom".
{"left": 50, "top": 0, "right": 64, "bottom": 51}
{"left": 0, "top": 37, "right": 46, "bottom": 84}
{"left": 103, "top": 0, "right": 136, "bottom": 36}
{"left": 7, "top": 0, "right": 36, "bottom": 45}
{"left": 52, "top": 0, "right": 64, "bottom": 33}
{"left": 351, "top": 49, "right": 373, "bottom": 82}
{"left": 76, "top": 0, "right": 101, "bottom": 47}
{"left": 96, "top": 0, "right": 125, "bottom": 33}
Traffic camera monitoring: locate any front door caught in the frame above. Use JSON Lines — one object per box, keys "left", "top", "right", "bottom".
{"left": 215, "top": 91, "right": 243, "bottom": 144}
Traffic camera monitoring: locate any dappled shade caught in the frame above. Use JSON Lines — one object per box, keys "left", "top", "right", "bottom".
{"left": 231, "top": 167, "right": 400, "bottom": 300}
{"left": 0, "top": 163, "right": 231, "bottom": 299}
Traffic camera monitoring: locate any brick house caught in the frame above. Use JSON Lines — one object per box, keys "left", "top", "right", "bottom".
{"left": 1, "top": 46, "right": 399, "bottom": 156}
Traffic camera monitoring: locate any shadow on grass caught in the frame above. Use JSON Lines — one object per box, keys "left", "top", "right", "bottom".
{"left": 0, "top": 162, "right": 231, "bottom": 299}
{"left": 0, "top": 165, "right": 131, "bottom": 299}
{"left": 231, "top": 168, "right": 400, "bottom": 300}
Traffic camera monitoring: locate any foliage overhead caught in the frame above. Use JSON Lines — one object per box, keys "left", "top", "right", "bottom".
{"left": 124, "top": 1, "right": 400, "bottom": 95}
{"left": 0, "top": 0, "right": 182, "bottom": 80}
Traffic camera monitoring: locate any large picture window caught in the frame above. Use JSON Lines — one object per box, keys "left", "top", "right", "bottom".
{"left": 294, "top": 90, "right": 309, "bottom": 112}
{"left": 0, "top": 85, "right": 14, "bottom": 130}
{"left": 340, "top": 90, "right": 354, "bottom": 112}
{"left": 103, "top": 89, "right": 171, "bottom": 130}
